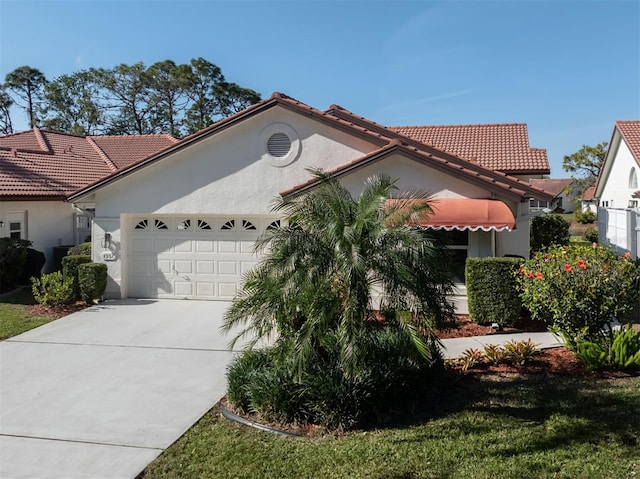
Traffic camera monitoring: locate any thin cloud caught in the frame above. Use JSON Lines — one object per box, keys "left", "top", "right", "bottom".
{"left": 379, "top": 89, "right": 478, "bottom": 113}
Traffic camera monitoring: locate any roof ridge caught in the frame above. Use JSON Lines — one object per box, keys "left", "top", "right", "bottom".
{"left": 33, "top": 128, "right": 52, "bottom": 153}
{"left": 390, "top": 122, "right": 527, "bottom": 129}
{"left": 86, "top": 136, "right": 118, "bottom": 172}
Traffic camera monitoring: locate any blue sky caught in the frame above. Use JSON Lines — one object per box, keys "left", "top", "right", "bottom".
{"left": 1, "top": 0, "right": 639, "bottom": 176}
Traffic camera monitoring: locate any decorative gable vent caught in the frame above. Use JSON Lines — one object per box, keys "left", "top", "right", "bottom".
{"left": 267, "top": 133, "right": 291, "bottom": 158}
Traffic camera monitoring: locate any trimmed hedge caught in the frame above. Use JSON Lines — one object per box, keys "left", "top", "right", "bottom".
{"left": 530, "top": 214, "right": 570, "bottom": 252}
{"left": 68, "top": 242, "right": 92, "bottom": 257}
{"left": 0, "top": 238, "right": 32, "bottom": 290}
{"left": 466, "top": 257, "right": 523, "bottom": 327}
{"left": 78, "top": 262, "right": 107, "bottom": 304}
{"left": 62, "top": 255, "right": 91, "bottom": 300}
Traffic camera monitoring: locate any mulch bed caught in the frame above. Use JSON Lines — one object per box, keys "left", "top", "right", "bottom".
{"left": 435, "top": 314, "right": 548, "bottom": 339}
{"left": 27, "top": 301, "right": 91, "bottom": 319}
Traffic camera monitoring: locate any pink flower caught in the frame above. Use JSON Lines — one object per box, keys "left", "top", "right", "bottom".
{"left": 592, "top": 242, "right": 598, "bottom": 249}
{"left": 564, "top": 264, "right": 572, "bottom": 273}
{"left": 535, "top": 271, "right": 543, "bottom": 281}
{"left": 578, "top": 259, "right": 587, "bottom": 270}
{"left": 624, "top": 252, "right": 632, "bottom": 260}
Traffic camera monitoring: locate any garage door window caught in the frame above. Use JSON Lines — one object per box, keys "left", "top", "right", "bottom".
{"left": 135, "top": 219, "right": 149, "bottom": 230}
{"left": 197, "top": 219, "right": 212, "bottom": 230}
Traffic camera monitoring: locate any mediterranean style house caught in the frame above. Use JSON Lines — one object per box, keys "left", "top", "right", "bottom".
{"left": 65, "top": 93, "right": 554, "bottom": 308}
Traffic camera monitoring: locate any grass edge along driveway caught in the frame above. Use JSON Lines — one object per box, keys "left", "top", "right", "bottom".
{"left": 141, "top": 373, "right": 640, "bottom": 479}
{"left": 0, "top": 287, "right": 57, "bottom": 340}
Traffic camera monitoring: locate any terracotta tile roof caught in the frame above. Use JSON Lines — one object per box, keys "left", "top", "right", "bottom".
{"left": 528, "top": 178, "right": 573, "bottom": 197}
{"left": 616, "top": 120, "right": 640, "bottom": 165}
{"left": 280, "top": 139, "right": 556, "bottom": 203}
{"left": 388, "top": 124, "right": 549, "bottom": 174}
{"left": 0, "top": 129, "right": 176, "bottom": 198}
{"left": 583, "top": 186, "right": 596, "bottom": 200}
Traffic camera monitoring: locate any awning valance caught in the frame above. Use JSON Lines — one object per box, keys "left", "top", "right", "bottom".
{"left": 407, "top": 198, "right": 516, "bottom": 232}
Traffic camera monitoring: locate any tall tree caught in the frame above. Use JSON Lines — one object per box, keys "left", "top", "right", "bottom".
{"left": 0, "top": 87, "right": 13, "bottom": 134}
{"left": 4, "top": 66, "right": 47, "bottom": 129}
{"left": 146, "top": 60, "right": 192, "bottom": 137}
{"left": 94, "top": 63, "right": 153, "bottom": 135}
{"left": 184, "top": 57, "right": 260, "bottom": 134}
{"left": 562, "top": 142, "right": 608, "bottom": 195}
{"left": 42, "top": 70, "right": 105, "bottom": 135}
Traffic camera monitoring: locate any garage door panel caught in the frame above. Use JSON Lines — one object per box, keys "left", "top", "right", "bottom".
{"left": 195, "top": 282, "right": 215, "bottom": 297}
{"left": 240, "top": 261, "right": 258, "bottom": 274}
{"left": 131, "top": 259, "right": 152, "bottom": 274}
{"left": 218, "top": 283, "right": 237, "bottom": 298}
{"left": 196, "top": 240, "right": 215, "bottom": 253}
{"left": 196, "top": 260, "right": 215, "bottom": 274}
{"left": 218, "top": 261, "right": 238, "bottom": 276}
{"left": 157, "top": 259, "right": 172, "bottom": 274}
{"left": 153, "top": 239, "right": 175, "bottom": 254}
{"left": 174, "top": 240, "right": 193, "bottom": 253}
{"left": 240, "top": 241, "right": 255, "bottom": 254}
{"left": 174, "top": 281, "right": 193, "bottom": 296}
{"left": 132, "top": 239, "right": 152, "bottom": 253}
{"left": 218, "top": 241, "right": 237, "bottom": 253}
{"left": 174, "top": 260, "right": 193, "bottom": 274}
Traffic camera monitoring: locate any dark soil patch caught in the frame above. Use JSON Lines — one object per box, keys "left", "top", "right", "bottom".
{"left": 27, "top": 301, "right": 91, "bottom": 319}
{"left": 436, "top": 314, "right": 548, "bottom": 339}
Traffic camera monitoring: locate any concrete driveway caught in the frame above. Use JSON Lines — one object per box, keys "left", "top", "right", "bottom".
{"left": 0, "top": 299, "right": 241, "bottom": 479}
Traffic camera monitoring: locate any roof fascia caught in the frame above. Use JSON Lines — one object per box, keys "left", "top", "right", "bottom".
{"left": 594, "top": 126, "right": 621, "bottom": 197}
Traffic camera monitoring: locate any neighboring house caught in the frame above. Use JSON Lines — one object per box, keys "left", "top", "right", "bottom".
{"left": 528, "top": 178, "right": 575, "bottom": 213}
{"left": 581, "top": 186, "right": 597, "bottom": 213}
{"left": 68, "top": 92, "right": 554, "bottom": 311}
{"left": 0, "top": 129, "right": 177, "bottom": 271}
{"left": 595, "top": 120, "right": 640, "bottom": 257}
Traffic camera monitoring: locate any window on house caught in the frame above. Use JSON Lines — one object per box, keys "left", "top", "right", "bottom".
{"left": 630, "top": 168, "right": 638, "bottom": 189}
{"left": 9, "top": 222, "right": 21, "bottom": 239}
{"left": 430, "top": 229, "right": 469, "bottom": 283}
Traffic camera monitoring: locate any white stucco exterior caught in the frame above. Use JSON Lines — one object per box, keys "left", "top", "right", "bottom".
{"left": 0, "top": 201, "right": 78, "bottom": 272}
{"left": 598, "top": 138, "right": 639, "bottom": 209}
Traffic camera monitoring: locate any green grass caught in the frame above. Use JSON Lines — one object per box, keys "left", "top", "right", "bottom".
{"left": 141, "top": 374, "right": 640, "bottom": 479}
{"left": 0, "top": 287, "right": 57, "bottom": 339}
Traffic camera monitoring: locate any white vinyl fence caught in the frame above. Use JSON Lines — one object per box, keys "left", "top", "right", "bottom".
{"left": 598, "top": 207, "right": 638, "bottom": 258}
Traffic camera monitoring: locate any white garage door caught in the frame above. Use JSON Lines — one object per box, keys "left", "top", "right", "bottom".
{"left": 128, "top": 216, "right": 278, "bottom": 300}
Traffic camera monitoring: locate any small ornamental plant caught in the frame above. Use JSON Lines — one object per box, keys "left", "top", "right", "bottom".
{"left": 518, "top": 244, "right": 640, "bottom": 348}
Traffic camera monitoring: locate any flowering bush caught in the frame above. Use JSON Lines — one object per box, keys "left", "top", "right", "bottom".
{"left": 518, "top": 244, "right": 640, "bottom": 347}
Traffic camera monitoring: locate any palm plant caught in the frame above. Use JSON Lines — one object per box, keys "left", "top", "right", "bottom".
{"left": 222, "top": 170, "right": 455, "bottom": 378}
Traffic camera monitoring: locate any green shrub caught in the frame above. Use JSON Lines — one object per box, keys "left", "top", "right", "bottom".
{"left": 530, "top": 214, "right": 570, "bottom": 253}
{"left": 465, "top": 257, "right": 523, "bottom": 327}
{"left": 225, "top": 328, "right": 444, "bottom": 430}
{"left": 78, "top": 262, "right": 107, "bottom": 304}
{"left": 0, "top": 238, "right": 32, "bottom": 290}
{"left": 584, "top": 227, "right": 598, "bottom": 243}
{"left": 31, "top": 271, "right": 74, "bottom": 306}
{"left": 62, "top": 255, "right": 91, "bottom": 300}
{"left": 503, "top": 339, "right": 539, "bottom": 366}
{"left": 575, "top": 325, "right": 640, "bottom": 371}
{"left": 575, "top": 209, "right": 597, "bottom": 224}
{"left": 518, "top": 244, "right": 640, "bottom": 348}
{"left": 68, "top": 242, "right": 92, "bottom": 257}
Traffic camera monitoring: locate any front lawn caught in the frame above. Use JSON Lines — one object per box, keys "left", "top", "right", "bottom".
{"left": 141, "top": 374, "right": 640, "bottom": 479}
{"left": 0, "top": 287, "right": 57, "bottom": 339}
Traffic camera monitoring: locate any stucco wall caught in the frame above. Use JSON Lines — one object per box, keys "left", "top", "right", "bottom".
{"left": 0, "top": 201, "right": 76, "bottom": 272}
{"left": 94, "top": 108, "right": 377, "bottom": 218}
{"left": 600, "top": 140, "right": 639, "bottom": 208}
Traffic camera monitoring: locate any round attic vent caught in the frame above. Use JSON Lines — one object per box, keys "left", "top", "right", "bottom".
{"left": 267, "top": 132, "right": 291, "bottom": 157}
{"left": 259, "top": 123, "right": 301, "bottom": 167}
